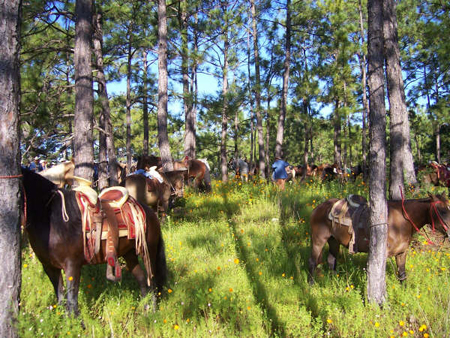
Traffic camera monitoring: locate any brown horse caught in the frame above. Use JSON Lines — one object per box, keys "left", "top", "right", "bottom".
{"left": 308, "top": 193, "right": 450, "bottom": 284}
{"left": 21, "top": 168, "right": 167, "bottom": 315}
{"left": 137, "top": 155, "right": 162, "bottom": 171}
{"left": 173, "top": 156, "right": 212, "bottom": 192}
{"left": 124, "top": 169, "right": 185, "bottom": 217}
{"left": 39, "top": 160, "right": 75, "bottom": 188}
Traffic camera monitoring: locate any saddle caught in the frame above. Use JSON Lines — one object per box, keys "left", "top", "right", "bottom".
{"left": 328, "top": 195, "right": 369, "bottom": 253}
{"left": 75, "top": 180, "right": 147, "bottom": 283}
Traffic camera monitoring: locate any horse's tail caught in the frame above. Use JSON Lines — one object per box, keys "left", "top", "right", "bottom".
{"left": 154, "top": 235, "right": 167, "bottom": 293}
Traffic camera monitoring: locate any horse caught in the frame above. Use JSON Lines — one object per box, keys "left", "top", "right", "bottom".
{"left": 173, "top": 156, "right": 212, "bottom": 192}
{"left": 229, "top": 158, "right": 250, "bottom": 182}
{"left": 21, "top": 168, "right": 167, "bottom": 315}
{"left": 136, "top": 155, "right": 162, "bottom": 171}
{"left": 308, "top": 193, "right": 450, "bottom": 284}
{"left": 124, "top": 168, "right": 186, "bottom": 218}
{"left": 39, "top": 160, "right": 75, "bottom": 188}
{"left": 418, "top": 162, "right": 450, "bottom": 188}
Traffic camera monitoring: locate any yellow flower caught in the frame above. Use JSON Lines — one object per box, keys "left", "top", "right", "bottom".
{"left": 402, "top": 332, "right": 408, "bottom": 337}
{"left": 259, "top": 271, "right": 262, "bottom": 275}
{"left": 419, "top": 324, "right": 427, "bottom": 332}
{"left": 229, "top": 288, "right": 233, "bottom": 292}
{"left": 424, "top": 333, "right": 429, "bottom": 338}
{"left": 234, "top": 258, "right": 239, "bottom": 264}
{"left": 217, "top": 266, "right": 221, "bottom": 271}
{"left": 374, "top": 322, "right": 380, "bottom": 327}
{"left": 399, "top": 320, "right": 405, "bottom": 326}
{"left": 327, "top": 319, "right": 332, "bottom": 324}
{"left": 168, "top": 289, "right": 173, "bottom": 294}
{"left": 68, "top": 276, "right": 73, "bottom": 281}
{"left": 174, "top": 324, "right": 179, "bottom": 330}
{"left": 208, "top": 288, "right": 212, "bottom": 292}
{"left": 282, "top": 273, "right": 286, "bottom": 277}
{"left": 23, "top": 264, "right": 28, "bottom": 268}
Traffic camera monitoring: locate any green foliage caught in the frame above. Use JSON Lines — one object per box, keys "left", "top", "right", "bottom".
{"left": 19, "top": 179, "right": 450, "bottom": 337}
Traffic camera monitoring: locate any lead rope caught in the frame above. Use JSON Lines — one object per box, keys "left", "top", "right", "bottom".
{"left": 57, "top": 190, "right": 70, "bottom": 222}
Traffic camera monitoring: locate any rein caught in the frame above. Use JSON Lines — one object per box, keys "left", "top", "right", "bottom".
{"left": 400, "top": 186, "right": 449, "bottom": 245}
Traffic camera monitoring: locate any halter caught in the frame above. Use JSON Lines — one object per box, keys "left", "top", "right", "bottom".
{"left": 400, "top": 187, "right": 449, "bottom": 244}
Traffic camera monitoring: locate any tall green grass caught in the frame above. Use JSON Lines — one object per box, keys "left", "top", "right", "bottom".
{"left": 18, "top": 177, "right": 449, "bottom": 337}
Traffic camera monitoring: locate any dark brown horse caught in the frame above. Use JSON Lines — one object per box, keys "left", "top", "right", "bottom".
{"left": 124, "top": 169, "right": 185, "bottom": 217}
{"left": 21, "top": 168, "right": 167, "bottom": 315}
{"left": 308, "top": 193, "right": 450, "bottom": 284}
{"left": 137, "top": 155, "right": 162, "bottom": 171}
{"left": 173, "top": 156, "right": 212, "bottom": 192}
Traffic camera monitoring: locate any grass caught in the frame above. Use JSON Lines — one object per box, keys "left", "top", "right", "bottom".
{"left": 18, "top": 177, "right": 450, "bottom": 337}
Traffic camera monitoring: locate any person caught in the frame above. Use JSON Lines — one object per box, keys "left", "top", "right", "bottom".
{"left": 272, "top": 156, "right": 290, "bottom": 190}
{"left": 29, "top": 156, "right": 43, "bottom": 172}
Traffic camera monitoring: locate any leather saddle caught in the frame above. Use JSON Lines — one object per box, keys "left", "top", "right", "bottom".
{"left": 328, "top": 194, "right": 369, "bottom": 253}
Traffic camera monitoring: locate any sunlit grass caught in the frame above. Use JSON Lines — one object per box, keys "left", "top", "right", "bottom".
{"left": 18, "top": 177, "right": 449, "bottom": 337}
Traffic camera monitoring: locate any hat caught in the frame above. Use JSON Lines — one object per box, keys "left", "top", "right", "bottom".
{"left": 34, "top": 156, "right": 40, "bottom": 160}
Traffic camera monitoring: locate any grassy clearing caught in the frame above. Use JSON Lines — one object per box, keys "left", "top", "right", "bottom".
{"left": 18, "top": 177, "right": 450, "bottom": 337}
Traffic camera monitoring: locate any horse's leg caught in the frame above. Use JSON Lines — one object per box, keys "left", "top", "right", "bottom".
{"left": 327, "top": 236, "right": 340, "bottom": 273}
{"left": 43, "top": 265, "right": 64, "bottom": 305}
{"left": 308, "top": 233, "right": 329, "bottom": 284}
{"left": 395, "top": 251, "right": 408, "bottom": 283}
{"left": 123, "top": 250, "right": 149, "bottom": 297}
{"left": 64, "top": 261, "right": 82, "bottom": 316}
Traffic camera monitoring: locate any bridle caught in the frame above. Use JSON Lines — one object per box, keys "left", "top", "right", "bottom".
{"left": 400, "top": 187, "right": 450, "bottom": 243}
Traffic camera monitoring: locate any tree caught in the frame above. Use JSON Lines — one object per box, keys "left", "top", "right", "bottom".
{"left": 74, "top": 0, "right": 94, "bottom": 181}
{"left": 93, "top": 3, "right": 118, "bottom": 189}
{"left": 0, "top": 1, "right": 22, "bottom": 336}
{"left": 157, "top": 0, "right": 174, "bottom": 171}
{"left": 251, "top": 0, "right": 266, "bottom": 178}
{"left": 384, "top": 0, "right": 417, "bottom": 199}
{"left": 366, "top": 0, "right": 389, "bottom": 305}
{"left": 274, "top": 0, "right": 291, "bottom": 159}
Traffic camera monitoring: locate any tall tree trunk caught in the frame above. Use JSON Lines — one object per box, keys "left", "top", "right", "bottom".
{"left": 384, "top": 0, "right": 417, "bottom": 199}
{"left": 143, "top": 50, "right": 149, "bottom": 156}
{"left": 181, "top": 1, "right": 195, "bottom": 159}
{"left": 358, "top": 0, "right": 369, "bottom": 180}
{"left": 220, "top": 25, "right": 229, "bottom": 182}
{"left": 251, "top": 0, "right": 265, "bottom": 178}
{"left": 157, "top": 0, "right": 173, "bottom": 171}
{"left": 0, "top": 1, "right": 21, "bottom": 336}
{"left": 74, "top": 0, "right": 94, "bottom": 181}
{"left": 275, "top": 0, "right": 291, "bottom": 159}
{"left": 93, "top": 7, "right": 117, "bottom": 190}
{"left": 367, "top": 0, "right": 388, "bottom": 305}
{"left": 126, "top": 29, "right": 133, "bottom": 172}
{"left": 333, "top": 99, "right": 342, "bottom": 167}
{"left": 247, "top": 26, "right": 255, "bottom": 172}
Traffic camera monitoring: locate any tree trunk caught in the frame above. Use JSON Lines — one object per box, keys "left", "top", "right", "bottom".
{"left": 358, "top": 0, "right": 369, "bottom": 180}
{"left": 275, "top": 0, "right": 291, "bottom": 159}
{"left": 126, "top": 29, "right": 133, "bottom": 172}
{"left": 74, "top": 0, "right": 94, "bottom": 181}
{"left": 93, "top": 7, "right": 117, "bottom": 190}
{"left": 220, "top": 24, "right": 229, "bottom": 182}
{"left": 333, "top": 99, "right": 342, "bottom": 167}
{"left": 247, "top": 26, "right": 255, "bottom": 172}
{"left": 181, "top": 1, "right": 196, "bottom": 159}
{"left": 384, "top": 0, "right": 417, "bottom": 199}
{"left": 367, "top": 0, "right": 388, "bottom": 306}
{"left": 157, "top": 0, "right": 173, "bottom": 171}
{"left": 0, "top": 2, "right": 21, "bottom": 336}
{"left": 143, "top": 50, "right": 149, "bottom": 156}
{"left": 251, "top": 0, "right": 266, "bottom": 178}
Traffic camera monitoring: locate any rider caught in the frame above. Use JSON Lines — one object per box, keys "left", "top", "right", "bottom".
{"left": 272, "top": 156, "right": 290, "bottom": 190}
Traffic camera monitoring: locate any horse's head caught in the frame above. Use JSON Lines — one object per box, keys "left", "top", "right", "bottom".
{"left": 429, "top": 192, "right": 450, "bottom": 237}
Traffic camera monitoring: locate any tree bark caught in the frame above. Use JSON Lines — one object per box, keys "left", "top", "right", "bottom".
{"left": 384, "top": 0, "right": 417, "bottom": 199}
{"left": 157, "top": 0, "right": 174, "bottom": 171}
{"left": 74, "top": 0, "right": 94, "bottom": 181}
{"left": 358, "top": 0, "right": 369, "bottom": 180}
{"left": 220, "top": 18, "right": 229, "bottom": 183}
{"left": 0, "top": 2, "right": 22, "bottom": 336}
{"left": 251, "top": 0, "right": 266, "bottom": 178}
{"left": 126, "top": 25, "right": 133, "bottom": 172}
{"left": 143, "top": 50, "right": 149, "bottom": 156}
{"left": 367, "top": 0, "right": 388, "bottom": 305}
{"left": 93, "top": 7, "right": 118, "bottom": 189}
{"left": 275, "top": 0, "right": 291, "bottom": 159}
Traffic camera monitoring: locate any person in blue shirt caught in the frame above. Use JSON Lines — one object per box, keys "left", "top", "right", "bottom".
{"left": 29, "top": 156, "right": 43, "bottom": 172}
{"left": 272, "top": 156, "right": 290, "bottom": 190}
